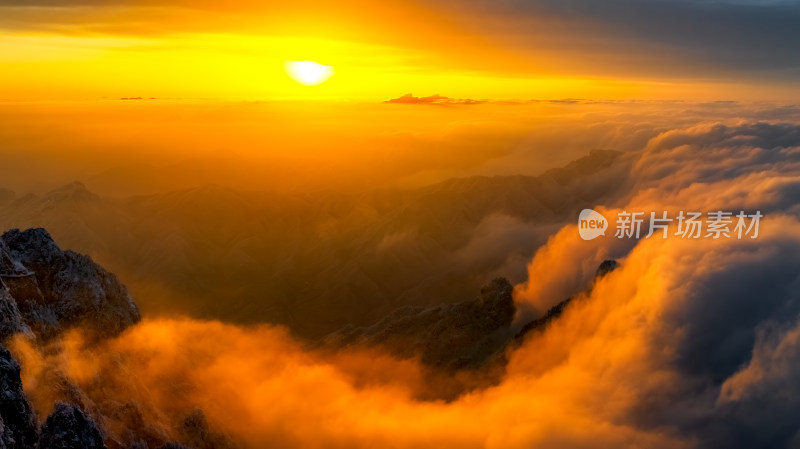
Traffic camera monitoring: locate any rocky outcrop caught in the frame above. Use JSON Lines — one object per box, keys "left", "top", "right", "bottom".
{"left": 325, "top": 278, "right": 516, "bottom": 371}
{"left": 326, "top": 261, "right": 621, "bottom": 376}
{"left": 0, "top": 290, "right": 27, "bottom": 340}
{"left": 514, "top": 259, "right": 620, "bottom": 344}
{"left": 2, "top": 225, "right": 147, "bottom": 448}
{"left": 0, "top": 345, "right": 39, "bottom": 449}
{"left": 595, "top": 259, "right": 619, "bottom": 278}
{"left": 0, "top": 228, "right": 140, "bottom": 339}
{"left": 104, "top": 401, "right": 171, "bottom": 449}
{"left": 39, "top": 402, "right": 106, "bottom": 449}
{"left": 178, "top": 410, "right": 236, "bottom": 449}
{"left": 0, "top": 228, "right": 231, "bottom": 449}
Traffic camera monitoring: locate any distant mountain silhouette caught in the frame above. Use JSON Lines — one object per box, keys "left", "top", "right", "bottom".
{"left": 0, "top": 150, "right": 625, "bottom": 338}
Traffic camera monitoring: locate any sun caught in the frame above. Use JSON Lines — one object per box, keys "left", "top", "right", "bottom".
{"left": 284, "top": 61, "right": 335, "bottom": 86}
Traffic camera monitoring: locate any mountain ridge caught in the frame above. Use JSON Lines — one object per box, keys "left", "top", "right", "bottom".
{"left": 0, "top": 149, "right": 626, "bottom": 338}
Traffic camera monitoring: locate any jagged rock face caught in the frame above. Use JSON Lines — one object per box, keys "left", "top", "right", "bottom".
{"left": 103, "top": 401, "right": 171, "bottom": 449}
{"left": 325, "top": 277, "right": 516, "bottom": 371}
{"left": 39, "top": 402, "right": 106, "bottom": 449}
{"left": 0, "top": 345, "right": 39, "bottom": 449}
{"left": 0, "top": 240, "right": 28, "bottom": 279}
{"left": 0, "top": 239, "right": 32, "bottom": 340}
{"left": 477, "top": 278, "right": 516, "bottom": 328}
{"left": 0, "top": 290, "right": 26, "bottom": 340}
{"left": 157, "top": 444, "right": 193, "bottom": 449}
{"left": 0, "top": 228, "right": 140, "bottom": 338}
{"left": 179, "top": 409, "right": 236, "bottom": 449}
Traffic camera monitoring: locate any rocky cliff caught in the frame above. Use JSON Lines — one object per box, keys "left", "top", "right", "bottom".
{"left": 0, "top": 228, "right": 140, "bottom": 339}
{"left": 0, "top": 229, "right": 192, "bottom": 449}
{"left": 323, "top": 260, "right": 619, "bottom": 393}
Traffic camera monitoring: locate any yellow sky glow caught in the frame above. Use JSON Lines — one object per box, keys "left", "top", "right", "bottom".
{"left": 0, "top": 2, "right": 797, "bottom": 102}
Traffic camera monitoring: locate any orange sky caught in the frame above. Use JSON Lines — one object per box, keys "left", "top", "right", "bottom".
{"left": 2, "top": 0, "right": 799, "bottom": 102}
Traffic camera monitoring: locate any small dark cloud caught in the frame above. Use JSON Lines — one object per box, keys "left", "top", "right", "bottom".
{"left": 385, "top": 93, "right": 485, "bottom": 106}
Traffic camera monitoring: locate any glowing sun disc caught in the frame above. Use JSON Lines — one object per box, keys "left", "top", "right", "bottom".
{"left": 285, "top": 61, "right": 334, "bottom": 86}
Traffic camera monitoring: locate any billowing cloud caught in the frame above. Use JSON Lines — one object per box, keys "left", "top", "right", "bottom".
{"left": 4, "top": 110, "right": 800, "bottom": 449}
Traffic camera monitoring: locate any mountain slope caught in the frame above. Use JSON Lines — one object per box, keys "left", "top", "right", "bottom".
{"left": 0, "top": 150, "right": 625, "bottom": 337}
